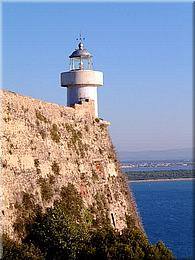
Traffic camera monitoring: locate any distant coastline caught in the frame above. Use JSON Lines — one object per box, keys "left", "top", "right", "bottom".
{"left": 129, "top": 178, "right": 195, "bottom": 183}
{"left": 123, "top": 167, "right": 194, "bottom": 183}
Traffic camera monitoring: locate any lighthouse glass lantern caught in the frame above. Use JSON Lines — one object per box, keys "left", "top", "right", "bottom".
{"left": 69, "top": 42, "right": 93, "bottom": 71}
{"left": 61, "top": 38, "right": 103, "bottom": 117}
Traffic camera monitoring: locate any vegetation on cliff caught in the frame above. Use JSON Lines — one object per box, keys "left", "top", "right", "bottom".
{"left": 3, "top": 183, "right": 174, "bottom": 260}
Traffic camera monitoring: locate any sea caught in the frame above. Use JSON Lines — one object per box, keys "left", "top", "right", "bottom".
{"left": 129, "top": 180, "right": 194, "bottom": 259}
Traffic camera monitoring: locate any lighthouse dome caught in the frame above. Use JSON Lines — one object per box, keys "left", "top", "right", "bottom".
{"left": 69, "top": 42, "right": 92, "bottom": 59}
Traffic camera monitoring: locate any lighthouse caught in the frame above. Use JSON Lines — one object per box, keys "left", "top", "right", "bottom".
{"left": 60, "top": 37, "right": 103, "bottom": 117}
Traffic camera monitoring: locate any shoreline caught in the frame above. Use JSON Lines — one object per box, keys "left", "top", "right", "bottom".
{"left": 129, "top": 178, "right": 195, "bottom": 183}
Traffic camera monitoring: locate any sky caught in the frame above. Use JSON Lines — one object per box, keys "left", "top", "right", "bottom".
{"left": 2, "top": 2, "right": 192, "bottom": 152}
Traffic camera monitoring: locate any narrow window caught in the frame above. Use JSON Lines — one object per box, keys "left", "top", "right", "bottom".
{"left": 111, "top": 213, "right": 116, "bottom": 227}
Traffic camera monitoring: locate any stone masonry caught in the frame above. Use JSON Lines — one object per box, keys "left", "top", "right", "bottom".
{"left": 0, "top": 89, "right": 141, "bottom": 240}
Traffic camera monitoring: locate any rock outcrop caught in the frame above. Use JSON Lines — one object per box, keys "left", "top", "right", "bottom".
{"left": 0, "top": 89, "right": 141, "bottom": 240}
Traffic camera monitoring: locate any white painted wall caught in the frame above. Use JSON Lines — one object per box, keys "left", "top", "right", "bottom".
{"left": 67, "top": 86, "right": 98, "bottom": 117}
{"left": 61, "top": 70, "right": 103, "bottom": 87}
{"left": 61, "top": 70, "right": 103, "bottom": 118}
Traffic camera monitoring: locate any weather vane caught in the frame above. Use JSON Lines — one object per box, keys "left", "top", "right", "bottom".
{"left": 76, "top": 32, "right": 85, "bottom": 43}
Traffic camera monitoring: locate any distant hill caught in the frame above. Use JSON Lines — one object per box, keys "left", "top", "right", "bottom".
{"left": 118, "top": 148, "right": 193, "bottom": 161}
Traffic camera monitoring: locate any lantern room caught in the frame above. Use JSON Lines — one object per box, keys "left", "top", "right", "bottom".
{"left": 69, "top": 41, "right": 93, "bottom": 71}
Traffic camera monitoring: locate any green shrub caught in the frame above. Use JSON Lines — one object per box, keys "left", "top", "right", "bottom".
{"left": 34, "top": 159, "right": 39, "bottom": 168}
{"left": 35, "top": 110, "right": 48, "bottom": 123}
{"left": 38, "top": 177, "right": 53, "bottom": 202}
{"left": 85, "top": 125, "right": 89, "bottom": 132}
{"left": 65, "top": 125, "right": 85, "bottom": 157}
{"left": 50, "top": 124, "right": 61, "bottom": 143}
{"left": 51, "top": 161, "right": 60, "bottom": 175}
{"left": 2, "top": 234, "right": 44, "bottom": 260}
{"left": 22, "top": 192, "right": 35, "bottom": 210}
{"left": 92, "top": 171, "right": 99, "bottom": 181}
{"left": 4, "top": 184, "right": 174, "bottom": 260}
{"left": 34, "top": 159, "right": 41, "bottom": 174}
{"left": 65, "top": 123, "right": 72, "bottom": 132}
{"left": 3, "top": 117, "right": 11, "bottom": 122}
{"left": 13, "top": 193, "right": 40, "bottom": 238}
{"left": 21, "top": 106, "right": 29, "bottom": 113}
{"left": 39, "top": 129, "right": 46, "bottom": 140}
{"left": 100, "top": 124, "right": 106, "bottom": 131}
{"left": 48, "top": 175, "right": 55, "bottom": 185}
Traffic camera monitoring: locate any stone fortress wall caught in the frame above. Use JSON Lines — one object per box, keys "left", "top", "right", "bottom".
{"left": 0, "top": 89, "right": 141, "bottom": 240}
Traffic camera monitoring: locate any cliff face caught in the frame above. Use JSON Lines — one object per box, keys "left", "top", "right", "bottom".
{"left": 1, "top": 89, "right": 141, "bottom": 240}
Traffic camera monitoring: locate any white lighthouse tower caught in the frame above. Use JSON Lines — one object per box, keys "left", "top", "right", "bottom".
{"left": 60, "top": 36, "right": 103, "bottom": 117}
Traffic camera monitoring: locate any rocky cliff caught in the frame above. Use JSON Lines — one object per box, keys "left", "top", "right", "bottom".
{"left": 0, "top": 89, "right": 141, "bottom": 240}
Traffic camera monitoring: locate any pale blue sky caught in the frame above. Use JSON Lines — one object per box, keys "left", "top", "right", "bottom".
{"left": 3, "top": 2, "right": 192, "bottom": 152}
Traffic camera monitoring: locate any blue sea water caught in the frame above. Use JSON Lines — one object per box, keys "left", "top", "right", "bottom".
{"left": 129, "top": 181, "right": 194, "bottom": 259}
